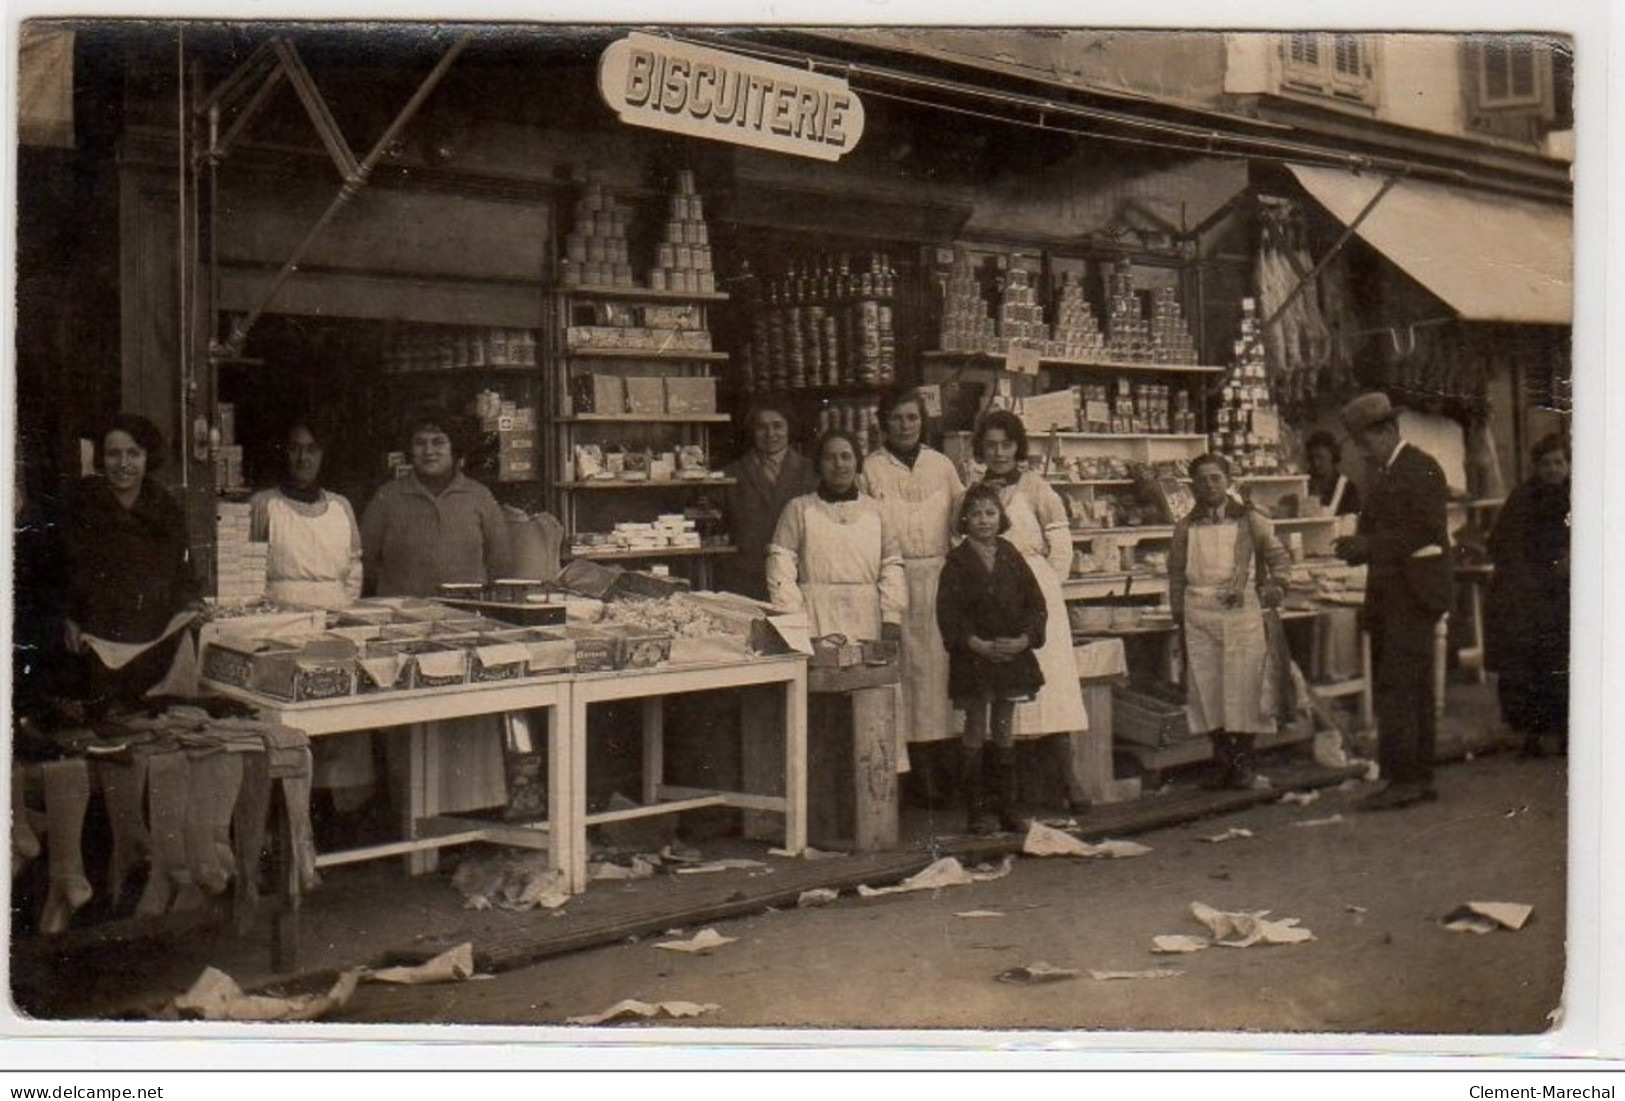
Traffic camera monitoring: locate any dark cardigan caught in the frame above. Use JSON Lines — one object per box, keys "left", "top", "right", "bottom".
{"left": 936, "top": 537, "right": 1048, "bottom": 705}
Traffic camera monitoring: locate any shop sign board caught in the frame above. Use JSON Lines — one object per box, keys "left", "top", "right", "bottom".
{"left": 598, "top": 33, "right": 865, "bottom": 162}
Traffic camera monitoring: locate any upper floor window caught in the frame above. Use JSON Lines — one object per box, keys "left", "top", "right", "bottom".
{"left": 1281, "top": 32, "right": 1378, "bottom": 106}
{"left": 1462, "top": 35, "right": 1570, "bottom": 145}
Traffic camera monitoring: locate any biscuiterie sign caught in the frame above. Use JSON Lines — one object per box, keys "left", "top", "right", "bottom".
{"left": 598, "top": 33, "right": 865, "bottom": 162}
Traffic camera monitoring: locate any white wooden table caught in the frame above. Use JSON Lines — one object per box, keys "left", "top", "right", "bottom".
{"left": 563, "top": 653, "right": 808, "bottom": 893}
{"left": 204, "top": 676, "right": 572, "bottom": 876}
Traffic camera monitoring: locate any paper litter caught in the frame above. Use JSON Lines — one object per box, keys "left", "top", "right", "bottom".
{"left": 954, "top": 910, "right": 1006, "bottom": 919}
{"left": 1150, "top": 935, "right": 1209, "bottom": 954}
{"left": 1201, "top": 828, "right": 1254, "bottom": 844}
{"left": 797, "top": 888, "right": 839, "bottom": 908}
{"left": 365, "top": 943, "right": 476, "bottom": 985}
{"left": 566, "top": 999, "right": 720, "bottom": 1026}
{"left": 1292, "top": 814, "right": 1347, "bottom": 828}
{"left": 590, "top": 856, "right": 658, "bottom": 881}
{"left": 1022, "top": 821, "right": 1151, "bottom": 859}
{"left": 1191, "top": 901, "right": 1315, "bottom": 946}
{"left": 856, "top": 854, "right": 1013, "bottom": 897}
{"left": 1089, "top": 969, "right": 1184, "bottom": 981}
{"left": 1442, "top": 901, "right": 1533, "bottom": 934}
{"left": 996, "top": 961, "right": 1080, "bottom": 984}
{"left": 172, "top": 966, "right": 360, "bottom": 1022}
{"left": 654, "top": 927, "right": 737, "bottom": 954}
{"left": 1278, "top": 790, "right": 1321, "bottom": 806}
{"left": 674, "top": 858, "right": 770, "bottom": 875}
{"left": 452, "top": 852, "right": 570, "bottom": 911}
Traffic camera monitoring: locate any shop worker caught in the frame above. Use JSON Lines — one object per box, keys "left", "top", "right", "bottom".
{"left": 972, "top": 410, "right": 1093, "bottom": 815}
{"left": 861, "top": 386, "right": 964, "bottom": 807}
{"left": 1333, "top": 392, "right": 1453, "bottom": 811}
{"left": 252, "top": 417, "right": 372, "bottom": 831}
{"left": 718, "top": 399, "right": 818, "bottom": 601}
{"left": 1304, "top": 429, "right": 1363, "bottom": 517}
{"left": 360, "top": 410, "right": 512, "bottom": 598}
{"left": 360, "top": 410, "right": 513, "bottom": 814}
{"left": 1169, "top": 452, "right": 1294, "bottom": 790}
{"left": 767, "top": 428, "right": 906, "bottom": 646}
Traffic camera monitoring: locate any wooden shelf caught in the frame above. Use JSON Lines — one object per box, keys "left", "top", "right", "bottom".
{"left": 567, "top": 546, "right": 737, "bottom": 561}
{"left": 377, "top": 365, "right": 539, "bottom": 379}
{"left": 1071, "top": 525, "right": 1176, "bottom": 540}
{"left": 748, "top": 383, "right": 892, "bottom": 398}
{"left": 922, "top": 350, "right": 1224, "bottom": 374}
{"left": 557, "top": 414, "right": 731, "bottom": 424}
{"left": 556, "top": 478, "right": 735, "bottom": 490}
{"left": 563, "top": 348, "right": 729, "bottom": 362}
{"left": 560, "top": 284, "right": 729, "bottom": 303}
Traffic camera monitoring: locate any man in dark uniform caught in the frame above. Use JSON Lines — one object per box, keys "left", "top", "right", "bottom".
{"left": 1333, "top": 392, "right": 1455, "bottom": 810}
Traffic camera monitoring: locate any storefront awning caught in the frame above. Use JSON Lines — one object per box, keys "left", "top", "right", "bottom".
{"left": 1288, "top": 163, "right": 1572, "bottom": 326}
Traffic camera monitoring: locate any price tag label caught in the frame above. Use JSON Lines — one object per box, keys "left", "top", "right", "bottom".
{"left": 1006, "top": 346, "right": 1042, "bottom": 376}
{"left": 1251, "top": 408, "right": 1280, "bottom": 442}
{"left": 917, "top": 384, "right": 944, "bottom": 419}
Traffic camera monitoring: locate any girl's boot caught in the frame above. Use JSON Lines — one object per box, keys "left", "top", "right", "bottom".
{"left": 961, "top": 745, "right": 996, "bottom": 836}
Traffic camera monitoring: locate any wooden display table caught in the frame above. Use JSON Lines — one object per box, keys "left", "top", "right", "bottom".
{"left": 565, "top": 653, "right": 808, "bottom": 892}
{"left": 205, "top": 676, "right": 572, "bottom": 878}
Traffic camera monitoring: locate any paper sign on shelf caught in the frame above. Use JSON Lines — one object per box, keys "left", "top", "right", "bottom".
{"left": 917, "top": 384, "right": 943, "bottom": 419}
{"left": 1006, "top": 346, "right": 1042, "bottom": 376}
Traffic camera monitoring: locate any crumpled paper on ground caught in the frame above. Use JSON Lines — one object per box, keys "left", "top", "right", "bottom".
{"left": 1292, "top": 814, "right": 1347, "bottom": 828}
{"left": 1201, "top": 828, "right": 1254, "bottom": 844}
{"left": 1090, "top": 968, "right": 1184, "bottom": 981}
{"left": 590, "top": 856, "right": 658, "bottom": 881}
{"left": 1279, "top": 790, "right": 1320, "bottom": 806}
{"left": 1022, "top": 821, "right": 1151, "bottom": 859}
{"left": 996, "top": 961, "right": 1079, "bottom": 984}
{"left": 1190, "top": 901, "right": 1315, "bottom": 947}
{"left": 675, "top": 858, "right": 770, "bottom": 875}
{"left": 1442, "top": 901, "right": 1533, "bottom": 934}
{"left": 566, "top": 999, "right": 720, "bottom": 1026}
{"left": 857, "top": 854, "right": 1013, "bottom": 897}
{"left": 954, "top": 910, "right": 1005, "bottom": 918}
{"left": 654, "top": 927, "right": 736, "bottom": 953}
{"left": 453, "top": 853, "right": 570, "bottom": 911}
{"left": 173, "top": 966, "right": 360, "bottom": 1022}
{"left": 1151, "top": 935, "right": 1210, "bottom": 954}
{"left": 797, "top": 888, "right": 839, "bottom": 908}
{"left": 366, "top": 943, "right": 475, "bottom": 985}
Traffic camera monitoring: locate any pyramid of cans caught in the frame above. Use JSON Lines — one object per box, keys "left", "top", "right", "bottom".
{"left": 1103, "top": 258, "right": 1199, "bottom": 365}
{"left": 1207, "top": 297, "right": 1281, "bottom": 475}
{"left": 561, "top": 171, "right": 635, "bottom": 289}
{"left": 996, "top": 268, "right": 1044, "bottom": 352}
{"left": 935, "top": 248, "right": 998, "bottom": 353}
{"left": 1048, "top": 273, "right": 1106, "bottom": 360}
{"left": 649, "top": 170, "right": 716, "bottom": 295}
{"left": 742, "top": 252, "right": 896, "bottom": 392}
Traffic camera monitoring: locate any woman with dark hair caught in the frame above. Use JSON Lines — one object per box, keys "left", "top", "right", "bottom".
{"left": 972, "top": 409, "right": 1093, "bottom": 814}
{"left": 719, "top": 399, "right": 818, "bottom": 601}
{"left": 766, "top": 429, "right": 906, "bottom": 643}
{"left": 62, "top": 412, "right": 201, "bottom": 713}
{"left": 1485, "top": 433, "right": 1570, "bottom": 756}
{"left": 861, "top": 386, "right": 964, "bottom": 801}
{"left": 1169, "top": 452, "right": 1294, "bottom": 789}
{"left": 1304, "top": 429, "right": 1362, "bottom": 517}
{"left": 360, "top": 409, "right": 512, "bottom": 598}
{"left": 360, "top": 408, "right": 514, "bottom": 814}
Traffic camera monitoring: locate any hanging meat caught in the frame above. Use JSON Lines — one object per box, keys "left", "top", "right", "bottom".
{"left": 1256, "top": 199, "right": 1334, "bottom": 415}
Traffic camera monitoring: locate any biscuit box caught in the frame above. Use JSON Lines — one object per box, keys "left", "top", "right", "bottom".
{"left": 468, "top": 639, "right": 533, "bottom": 683}
{"left": 483, "top": 628, "right": 578, "bottom": 674}
{"left": 564, "top": 625, "right": 619, "bottom": 673}
{"left": 601, "top": 623, "right": 674, "bottom": 669}
{"left": 355, "top": 643, "right": 414, "bottom": 694}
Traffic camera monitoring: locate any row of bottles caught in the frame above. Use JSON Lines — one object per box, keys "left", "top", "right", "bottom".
{"left": 738, "top": 252, "right": 899, "bottom": 392}
{"left": 814, "top": 397, "right": 883, "bottom": 458}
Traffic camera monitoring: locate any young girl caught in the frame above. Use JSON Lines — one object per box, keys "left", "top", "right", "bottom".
{"left": 936, "top": 483, "right": 1049, "bottom": 835}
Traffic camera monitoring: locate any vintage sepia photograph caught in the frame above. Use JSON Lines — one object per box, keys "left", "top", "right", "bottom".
{"left": 7, "top": 11, "right": 1589, "bottom": 1050}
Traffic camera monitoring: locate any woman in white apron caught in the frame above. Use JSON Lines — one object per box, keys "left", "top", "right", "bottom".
{"left": 1168, "top": 453, "right": 1294, "bottom": 790}
{"left": 250, "top": 421, "right": 371, "bottom": 813}
{"left": 861, "top": 388, "right": 963, "bottom": 804}
{"left": 972, "top": 410, "right": 1092, "bottom": 814}
{"left": 766, "top": 428, "right": 907, "bottom": 649}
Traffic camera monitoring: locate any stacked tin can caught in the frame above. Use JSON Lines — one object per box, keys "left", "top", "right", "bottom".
{"left": 560, "top": 173, "right": 634, "bottom": 289}
{"left": 1207, "top": 298, "right": 1280, "bottom": 474}
{"left": 1050, "top": 272, "right": 1106, "bottom": 360}
{"left": 995, "top": 267, "right": 1045, "bottom": 354}
{"left": 383, "top": 325, "right": 537, "bottom": 371}
{"left": 816, "top": 396, "right": 882, "bottom": 456}
{"left": 935, "top": 247, "right": 997, "bottom": 354}
{"left": 1148, "top": 285, "right": 1199, "bottom": 365}
{"left": 744, "top": 251, "right": 895, "bottom": 392}
{"left": 649, "top": 170, "right": 715, "bottom": 295}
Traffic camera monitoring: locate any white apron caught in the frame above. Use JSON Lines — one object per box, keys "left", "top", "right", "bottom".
{"left": 798, "top": 502, "right": 886, "bottom": 642}
{"left": 266, "top": 495, "right": 354, "bottom": 611}
{"left": 998, "top": 484, "right": 1090, "bottom": 738}
{"left": 862, "top": 450, "right": 959, "bottom": 745}
{"left": 266, "top": 495, "right": 375, "bottom": 792}
{"left": 1182, "top": 522, "right": 1276, "bottom": 735}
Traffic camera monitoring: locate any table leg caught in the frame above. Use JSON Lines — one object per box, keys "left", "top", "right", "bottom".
{"left": 563, "top": 691, "right": 590, "bottom": 894}
{"left": 406, "top": 724, "right": 439, "bottom": 876}
{"left": 783, "top": 668, "right": 808, "bottom": 857}
{"left": 1360, "top": 630, "right": 1375, "bottom": 733}
{"left": 1470, "top": 582, "right": 1487, "bottom": 685}
{"left": 272, "top": 778, "right": 301, "bottom": 974}
{"left": 641, "top": 696, "right": 664, "bottom": 807}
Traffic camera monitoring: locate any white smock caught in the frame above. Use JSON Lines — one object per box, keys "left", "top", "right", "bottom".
{"left": 766, "top": 494, "right": 906, "bottom": 642}
{"left": 259, "top": 492, "right": 373, "bottom": 794}
{"left": 861, "top": 448, "right": 962, "bottom": 747}
{"left": 995, "top": 473, "right": 1090, "bottom": 738}
{"left": 1181, "top": 521, "right": 1276, "bottom": 736}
